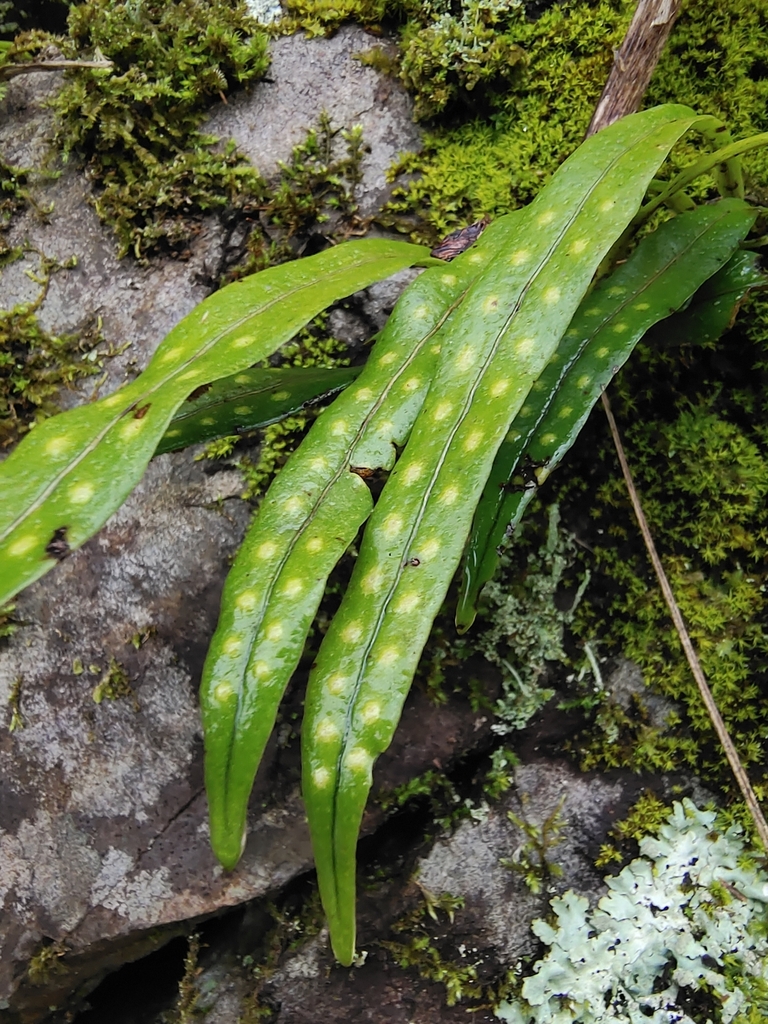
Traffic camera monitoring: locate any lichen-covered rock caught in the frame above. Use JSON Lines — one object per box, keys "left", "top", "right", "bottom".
{"left": 0, "top": 26, "right": 425, "bottom": 1022}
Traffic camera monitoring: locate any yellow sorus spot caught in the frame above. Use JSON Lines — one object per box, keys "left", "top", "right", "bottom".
{"left": 569, "top": 238, "right": 588, "bottom": 254}
{"left": 257, "top": 540, "right": 278, "bottom": 559}
{"left": 164, "top": 428, "right": 181, "bottom": 437}
{"left": 515, "top": 337, "right": 535, "bottom": 357}
{"left": 283, "top": 496, "right": 304, "bottom": 515}
{"left": 382, "top": 513, "right": 404, "bottom": 537}
{"left": 315, "top": 717, "right": 340, "bottom": 742}
{"left": 520, "top": 405, "right": 532, "bottom": 417}
{"left": 201, "top": 416, "right": 216, "bottom": 425}
{"left": 361, "top": 568, "right": 385, "bottom": 594}
{"left": 585, "top": 308, "right": 602, "bottom": 317}
{"left": 403, "top": 377, "right": 421, "bottom": 392}
{"left": 236, "top": 590, "right": 259, "bottom": 612}
{"left": 541, "top": 432, "right": 557, "bottom": 446}
{"left": 377, "top": 419, "right": 395, "bottom": 435}
{"left": 402, "top": 462, "right": 424, "bottom": 485}
{"left": 430, "top": 344, "right": 442, "bottom": 355}
{"left": 467, "top": 251, "right": 485, "bottom": 264}
{"left": 377, "top": 645, "right": 399, "bottom": 665}
{"left": 234, "top": 374, "right": 250, "bottom": 385}
{"left": 222, "top": 636, "right": 243, "bottom": 656}
{"left": 531, "top": 379, "right": 545, "bottom": 392}
{"left": 312, "top": 767, "right": 331, "bottom": 789}
{"left": 482, "top": 295, "right": 499, "bottom": 314}
{"left": 346, "top": 747, "right": 371, "bottom": 771}
{"left": 439, "top": 484, "right": 459, "bottom": 505}
{"left": 326, "top": 673, "right": 347, "bottom": 695}
{"left": 330, "top": 419, "right": 348, "bottom": 436}
{"left": 455, "top": 346, "right": 475, "bottom": 371}
{"left": 158, "top": 346, "right": 184, "bottom": 364}
{"left": 281, "top": 578, "right": 303, "bottom": 598}
{"left": 120, "top": 419, "right": 146, "bottom": 440}
{"left": 558, "top": 406, "right": 573, "bottom": 419}
{"left": 599, "top": 199, "right": 615, "bottom": 213}
{"left": 543, "top": 286, "right": 561, "bottom": 305}
{"left": 379, "top": 351, "right": 397, "bottom": 366}
{"left": 548, "top": 352, "right": 560, "bottom": 365}
{"left": 633, "top": 302, "right": 650, "bottom": 311}
{"left": 412, "top": 304, "right": 430, "bottom": 319}
{"left": 178, "top": 369, "right": 199, "bottom": 381}
{"left": 607, "top": 286, "right": 626, "bottom": 298}
{"left": 46, "top": 435, "right": 71, "bottom": 456}
{"left": 360, "top": 701, "right": 381, "bottom": 724}
{"left": 509, "top": 249, "right": 530, "bottom": 266}
{"left": 576, "top": 374, "right": 592, "bottom": 388}
{"left": 464, "top": 429, "right": 484, "bottom": 452}
{"left": 612, "top": 322, "right": 629, "bottom": 334}
{"left": 265, "top": 622, "right": 283, "bottom": 642}
{"left": 69, "top": 482, "right": 95, "bottom": 505}
{"left": 251, "top": 660, "right": 270, "bottom": 680}
{"left": 395, "top": 591, "right": 420, "bottom": 614}
{"left": 213, "top": 681, "right": 235, "bottom": 702}
{"left": 8, "top": 534, "right": 37, "bottom": 557}
{"left": 490, "top": 379, "right": 510, "bottom": 397}
{"left": 355, "top": 387, "right": 374, "bottom": 402}
{"left": 341, "top": 621, "right": 363, "bottom": 643}
{"left": 566, "top": 328, "right": 579, "bottom": 338}
{"left": 432, "top": 400, "right": 453, "bottom": 422}
{"left": 596, "top": 346, "right": 610, "bottom": 358}
{"left": 419, "top": 537, "right": 441, "bottom": 559}
{"left": 537, "top": 210, "right": 556, "bottom": 226}
{"left": 231, "top": 335, "right": 254, "bottom": 348}
{"left": 306, "top": 537, "right": 324, "bottom": 554}
{"left": 441, "top": 274, "right": 457, "bottom": 286}
{"left": 271, "top": 390, "right": 290, "bottom": 402}
{"left": 310, "top": 456, "right": 328, "bottom": 472}
{"left": 101, "top": 391, "right": 129, "bottom": 408}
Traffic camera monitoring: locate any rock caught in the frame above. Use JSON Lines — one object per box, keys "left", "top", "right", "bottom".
{"left": 136, "top": 759, "right": 694, "bottom": 1024}
{"left": 0, "top": 26, "right": 427, "bottom": 1023}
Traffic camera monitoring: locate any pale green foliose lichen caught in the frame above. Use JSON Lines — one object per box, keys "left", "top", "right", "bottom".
{"left": 496, "top": 801, "right": 768, "bottom": 1024}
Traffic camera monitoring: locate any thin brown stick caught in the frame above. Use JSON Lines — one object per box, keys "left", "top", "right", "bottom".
{"left": 601, "top": 391, "right": 768, "bottom": 849}
{"left": 587, "top": 0, "right": 682, "bottom": 135}
{"left": 0, "top": 59, "right": 113, "bottom": 82}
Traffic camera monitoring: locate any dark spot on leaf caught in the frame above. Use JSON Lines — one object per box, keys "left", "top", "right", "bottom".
{"left": 45, "top": 527, "right": 70, "bottom": 561}
{"left": 187, "top": 384, "right": 212, "bottom": 402}
{"left": 406, "top": 557, "right": 421, "bottom": 567}
{"left": 133, "top": 403, "right": 151, "bottom": 419}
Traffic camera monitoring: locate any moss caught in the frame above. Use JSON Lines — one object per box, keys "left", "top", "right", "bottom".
{"left": 0, "top": 258, "right": 122, "bottom": 449}
{"left": 91, "top": 656, "right": 138, "bottom": 710}
{"left": 35, "top": 0, "right": 270, "bottom": 258}
{"left": 279, "top": 0, "right": 389, "bottom": 38}
{"left": 383, "top": 890, "right": 486, "bottom": 1007}
{"left": 6, "top": 674, "right": 23, "bottom": 731}
{"left": 501, "top": 797, "right": 566, "bottom": 895}
{"left": 224, "top": 112, "right": 367, "bottom": 282}
{"left": 385, "top": 0, "right": 631, "bottom": 238}
{"left": 594, "top": 790, "right": 671, "bottom": 868}
{"left": 27, "top": 939, "right": 68, "bottom": 986}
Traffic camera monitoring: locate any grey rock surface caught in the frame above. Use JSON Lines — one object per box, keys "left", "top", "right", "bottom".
{"left": 0, "top": 27, "right": 424, "bottom": 1023}
{"left": 152, "top": 759, "right": 679, "bottom": 1024}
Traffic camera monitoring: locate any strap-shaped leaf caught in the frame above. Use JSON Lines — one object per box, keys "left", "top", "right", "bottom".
{"left": 643, "top": 248, "right": 766, "bottom": 350}
{"left": 0, "top": 239, "right": 431, "bottom": 604}
{"left": 200, "top": 214, "right": 524, "bottom": 870}
{"left": 301, "top": 104, "right": 709, "bottom": 965}
{"left": 155, "top": 365, "right": 361, "bottom": 455}
{"left": 455, "top": 198, "right": 757, "bottom": 631}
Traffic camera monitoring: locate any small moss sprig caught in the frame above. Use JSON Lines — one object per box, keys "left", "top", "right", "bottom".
{"left": 46, "top": 0, "right": 271, "bottom": 258}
